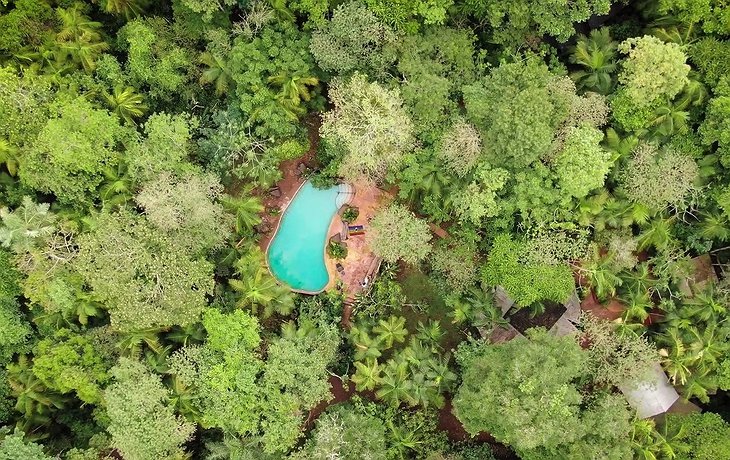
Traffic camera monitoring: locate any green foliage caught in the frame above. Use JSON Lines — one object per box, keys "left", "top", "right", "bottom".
{"left": 105, "top": 358, "right": 195, "bottom": 460}
{"left": 310, "top": 1, "right": 395, "bottom": 76}
{"left": 0, "top": 428, "right": 52, "bottom": 460}
{"left": 229, "top": 21, "right": 320, "bottom": 140}
{"left": 118, "top": 18, "right": 193, "bottom": 104}
{"left": 180, "top": 0, "right": 236, "bottom": 22}
{"left": 75, "top": 211, "right": 214, "bottom": 331}
{"left": 669, "top": 412, "right": 730, "bottom": 460}
{"left": 167, "top": 310, "right": 262, "bottom": 436}
{"left": 554, "top": 125, "right": 611, "bottom": 198}
{"left": 617, "top": 35, "right": 690, "bottom": 107}
{"left": 368, "top": 205, "right": 432, "bottom": 265}
{"left": 20, "top": 97, "right": 130, "bottom": 207}
{"left": 656, "top": 0, "right": 730, "bottom": 35}
{"left": 454, "top": 329, "right": 632, "bottom": 458}
{"left": 457, "top": 0, "right": 613, "bottom": 45}
{"left": 31, "top": 329, "right": 111, "bottom": 404}
{"left": 364, "top": 0, "right": 452, "bottom": 32}
{"left": 0, "top": 297, "right": 31, "bottom": 366}
{"left": 321, "top": 73, "right": 414, "bottom": 182}
{"left": 619, "top": 143, "right": 699, "bottom": 211}
{"left": 0, "top": 0, "right": 55, "bottom": 58}
{"left": 126, "top": 112, "right": 198, "bottom": 184}
{"left": 293, "top": 405, "right": 388, "bottom": 459}
{"left": 464, "top": 59, "right": 572, "bottom": 169}
{"left": 135, "top": 171, "right": 231, "bottom": 254}
{"left": 700, "top": 77, "right": 730, "bottom": 166}
{"left": 438, "top": 119, "right": 482, "bottom": 177}
{"left": 579, "top": 313, "right": 658, "bottom": 387}
{"left": 395, "top": 28, "right": 476, "bottom": 142}
{"left": 690, "top": 38, "right": 730, "bottom": 89}
{"left": 430, "top": 241, "right": 478, "bottom": 292}
{"left": 450, "top": 164, "right": 509, "bottom": 225}
{"left": 481, "top": 234, "right": 575, "bottom": 306}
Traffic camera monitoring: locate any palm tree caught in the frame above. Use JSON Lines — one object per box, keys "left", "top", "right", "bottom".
{"left": 604, "top": 128, "right": 639, "bottom": 163}
{"left": 658, "top": 326, "right": 694, "bottom": 386}
{"left": 425, "top": 356, "right": 457, "bottom": 394}
{"left": 56, "top": 6, "right": 104, "bottom": 43}
{"left": 637, "top": 217, "right": 675, "bottom": 251}
{"left": 697, "top": 211, "right": 730, "bottom": 242}
{"left": 267, "top": 73, "right": 319, "bottom": 120}
{"left": 166, "top": 323, "right": 206, "bottom": 346}
{"left": 0, "top": 197, "right": 56, "bottom": 254}
{"left": 682, "top": 288, "right": 726, "bottom": 324}
{"left": 57, "top": 36, "right": 109, "bottom": 73}
{"left": 199, "top": 52, "right": 233, "bottom": 96}
{"left": 116, "top": 328, "right": 165, "bottom": 357}
{"left": 647, "top": 102, "right": 689, "bottom": 139}
{"left": 350, "top": 326, "right": 383, "bottom": 361}
{"left": 102, "top": 0, "right": 146, "bottom": 19}
{"left": 621, "top": 262, "right": 659, "bottom": 297}
{"left": 0, "top": 139, "right": 19, "bottom": 176}
{"left": 351, "top": 358, "right": 382, "bottom": 391}
{"left": 373, "top": 316, "right": 408, "bottom": 349}
{"left": 221, "top": 194, "right": 264, "bottom": 236}
{"left": 676, "top": 74, "right": 708, "bottom": 108}
{"left": 229, "top": 262, "right": 294, "bottom": 317}
{"left": 405, "top": 371, "right": 440, "bottom": 408}
{"left": 99, "top": 161, "right": 133, "bottom": 209}
{"left": 55, "top": 6, "right": 109, "bottom": 73}
{"left": 168, "top": 375, "right": 201, "bottom": 420}
{"left": 579, "top": 248, "right": 623, "bottom": 301}
{"left": 407, "top": 159, "right": 450, "bottom": 205}
{"left": 621, "top": 290, "right": 653, "bottom": 323}
{"left": 569, "top": 28, "right": 618, "bottom": 94}
{"left": 104, "top": 86, "right": 148, "bottom": 124}
{"left": 631, "top": 418, "right": 688, "bottom": 460}
{"left": 376, "top": 360, "right": 414, "bottom": 407}
{"left": 7, "top": 357, "right": 67, "bottom": 421}
{"left": 415, "top": 320, "right": 444, "bottom": 348}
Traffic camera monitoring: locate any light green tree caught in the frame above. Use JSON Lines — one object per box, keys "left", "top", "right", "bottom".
{"left": 453, "top": 328, "right": 633, "bottom": 458}
{"left": 554, "top": 125, "right": 612, "bottom": 198}
{"left": 310, "top": 1, "right": 394, "bottom": 76}
{"left": 20, "top": 97, "right": 130, "bottom": 206}
{"left": 135, "top": 171, "right": 231, "bottom": 254}
{"left": 105, "top": 358, "right": 195, "bottom": 460}
{"left": 321, "top": 73, "right": 414, "bottom": 183}
{"left": 368, "top": 205, "right": 432, "bottom": 265}
{"left": 617, "top": 35, "right": 690, "bottom": 107}
{"left": 75, "top": 211, "right": 214, "bottom": 331}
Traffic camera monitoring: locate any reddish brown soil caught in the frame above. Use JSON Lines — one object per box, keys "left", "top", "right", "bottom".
{"left": 305, "top": 375, "right": 356, "bottom": 429}
{"left": 580, "top": 290, "right": 624, "bottom": 320}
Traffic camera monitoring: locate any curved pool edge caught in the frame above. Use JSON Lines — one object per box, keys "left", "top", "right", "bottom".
{"left": 264, "top": 179, "right": 350, "bottom": 295}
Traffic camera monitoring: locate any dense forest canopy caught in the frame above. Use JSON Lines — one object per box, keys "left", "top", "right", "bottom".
{"left": 1, "top": 0, "right": 730, "bottom": 459}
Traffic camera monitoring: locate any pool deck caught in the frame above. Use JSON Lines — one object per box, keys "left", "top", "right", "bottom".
{"left": 323, "top": 182, "right": 392, "bottom": 295}
{"left": 257, "top": 156, "right": 392, "bottom": 298}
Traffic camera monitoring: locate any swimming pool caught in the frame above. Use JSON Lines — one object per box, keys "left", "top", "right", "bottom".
{"left": 266, "top": 181, "right": 352, "bottom": 293}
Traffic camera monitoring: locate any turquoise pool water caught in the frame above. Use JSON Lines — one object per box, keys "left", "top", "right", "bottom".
{"left": 267, "top": 181, "right": 349, "bottom": 293}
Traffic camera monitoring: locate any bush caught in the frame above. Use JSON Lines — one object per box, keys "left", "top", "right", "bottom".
{"left": 341, "top": 206, "right": 360, "bottom": 223}
{"left": 481, "top": 234, "right": 575, "bottom": 306}
{"left": 328, "top": 241, "right": 348, "bottom": 259}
